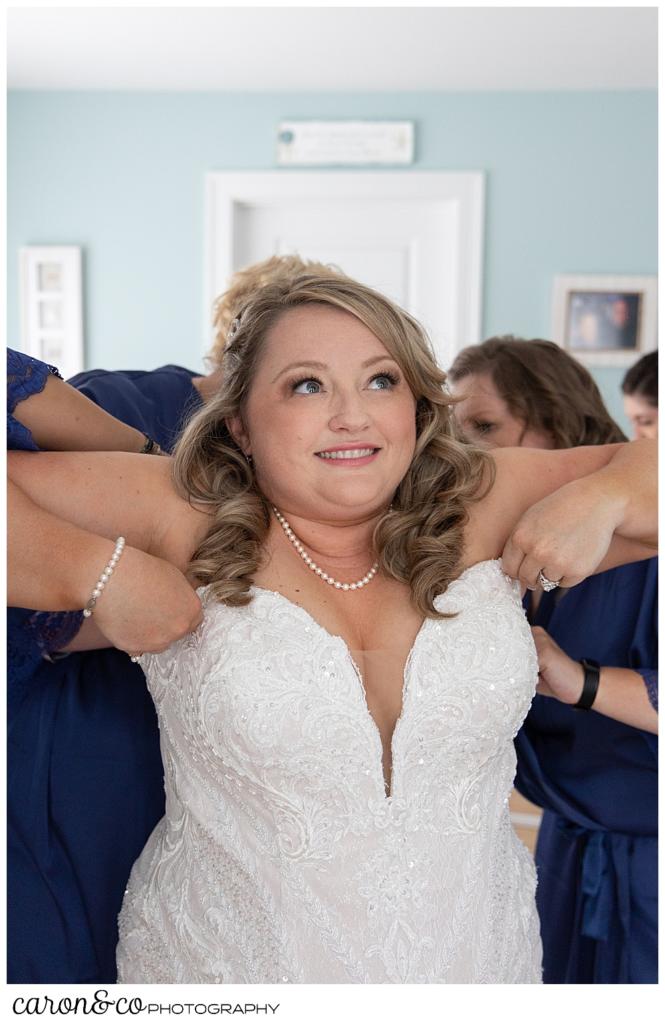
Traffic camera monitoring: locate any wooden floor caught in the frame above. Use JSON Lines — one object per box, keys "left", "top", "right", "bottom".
{"left": 509, "top": 789, "right": 542, "bottom": 854}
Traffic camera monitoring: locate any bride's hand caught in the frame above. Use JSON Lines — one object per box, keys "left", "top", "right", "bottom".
{"left": 91, "top": 546, "right": 203, "bottom": 654}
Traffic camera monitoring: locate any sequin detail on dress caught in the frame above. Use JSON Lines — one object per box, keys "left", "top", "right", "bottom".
{"left": 117, "top": 560, "right": 542, "bottom": 983}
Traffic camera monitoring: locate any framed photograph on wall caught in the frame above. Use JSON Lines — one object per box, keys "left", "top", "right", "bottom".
{"left": 19, "top": 246, "right": 84, "bottom": 379}
{"left": 551, "top": 274, "right": 657, "bottom": 367}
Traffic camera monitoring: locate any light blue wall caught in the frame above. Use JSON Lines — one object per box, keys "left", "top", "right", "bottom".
{"left": 8, "top": 90, "right": 657, "bottom": 430}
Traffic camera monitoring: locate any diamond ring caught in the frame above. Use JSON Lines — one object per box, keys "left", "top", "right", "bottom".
{"left": 538, "top": 571, "right": 561, "bottom": 592}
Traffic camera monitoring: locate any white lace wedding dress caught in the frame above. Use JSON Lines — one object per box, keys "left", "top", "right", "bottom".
{"left": 117, "top": 559, "right": 542, "bottom": 984}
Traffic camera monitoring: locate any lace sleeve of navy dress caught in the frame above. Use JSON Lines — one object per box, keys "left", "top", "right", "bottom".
{"left": 637, "top": 669, "right": 658, "bottom": 712}
{"left": 7, "top": 348, "right": 62, "bottom": 450}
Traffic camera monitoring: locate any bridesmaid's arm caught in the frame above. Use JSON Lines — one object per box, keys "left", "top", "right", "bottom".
{"left": 62, "top": 619, "right": 114, "bottom": 652}
{"left": 532, "top": 627, "right": 658, "bottom": 735}
{"left": 469, "top": 440, "right": 657, "bottom": 588}
{"left": 10, "top": 365, "right": 151, "bottom": 453}
{"left": 9, "top": 478, "right": 121, "bottom": 611}
{"left": 590, "top": 668, "right": 658, "bottom": 734}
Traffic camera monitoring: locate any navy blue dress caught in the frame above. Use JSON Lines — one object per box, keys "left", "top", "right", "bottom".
{"left": 514, "top": 560, "right": 658, "bottom": 984}
{"left": 7, "top": 353, "right": 201, "bottom": 983}
{"left": 7, "top": 352, "right": 85, "bottom": 698}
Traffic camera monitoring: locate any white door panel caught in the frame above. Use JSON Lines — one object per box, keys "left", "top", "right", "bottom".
{"left": 206, "top": 173, "right": 483, "bottom": 368}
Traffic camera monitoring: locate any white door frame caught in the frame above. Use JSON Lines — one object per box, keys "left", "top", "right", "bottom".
{"left": 204, "top": 171, "right": 484, "bottom": 359}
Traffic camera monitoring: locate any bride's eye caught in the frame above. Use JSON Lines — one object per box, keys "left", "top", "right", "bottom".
{"left": 291, "top": 376, "right": 324, "bottom": 395}
{"left": 368, "top": 372, "right": 400, "bottom": 390}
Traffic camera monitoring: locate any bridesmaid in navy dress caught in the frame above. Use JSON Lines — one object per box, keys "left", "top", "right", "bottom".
{"left": 449, "top": 336, "right": 657, "bottom": 984}
{"left": 7, "top": 349, "right": 201, "bottom": 982}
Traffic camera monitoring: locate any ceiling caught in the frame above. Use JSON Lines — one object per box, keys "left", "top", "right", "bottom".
{"left": 7, "top": 6, "right": 657, "bottom": 92}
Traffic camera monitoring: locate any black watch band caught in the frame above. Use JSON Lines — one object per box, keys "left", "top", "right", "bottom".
{"left": 140, "top": 434, "right": 161, "bottom": 455}
{"left": 575, "top": 658, "right": 601, "bottom": 711}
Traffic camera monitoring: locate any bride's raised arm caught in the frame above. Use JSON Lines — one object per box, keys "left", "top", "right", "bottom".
{"left": 470, "top": 438, "right": 657, "bottom": 589}
{"left": 8, "top": 449, "right": 209, "bottom": 570}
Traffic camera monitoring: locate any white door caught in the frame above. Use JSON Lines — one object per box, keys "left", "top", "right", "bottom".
{"left": 205, "top": 172, "right": 484, "bottom": 369}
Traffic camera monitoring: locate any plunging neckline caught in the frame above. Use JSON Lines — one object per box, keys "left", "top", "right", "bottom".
{"left": 250, "top": 558, "right": 503, "bottom": 799}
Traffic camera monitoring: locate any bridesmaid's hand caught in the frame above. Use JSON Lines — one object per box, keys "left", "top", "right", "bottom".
{"left": 92, "top": 547, "right": 203, "bottom": 655}
{"left": 531, "top": 626, "right": 584, "bottom": 704}
{"left": 500, "top": 476, "right": 620, "bottom": 591}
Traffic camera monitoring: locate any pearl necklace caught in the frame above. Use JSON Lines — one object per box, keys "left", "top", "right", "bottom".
{"left": 272, "top": 507, "right": 379, "bottom": 591}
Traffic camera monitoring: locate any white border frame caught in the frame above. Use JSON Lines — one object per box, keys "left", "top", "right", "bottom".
{"left": 19, "top": 245, "right": 84, "bottom": 378}
{"left": 551, "top": 273, "right": 657, "bottom": 367}
{"left": 204, "top": 171, "right": 484, "bottom": 360}
{"left": 276, "top": 121, "right": 415, "bottom": 165}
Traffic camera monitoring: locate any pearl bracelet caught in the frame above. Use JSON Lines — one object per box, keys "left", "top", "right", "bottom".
{"left": 82, "top": 537, "right": 126, "bottom": 618}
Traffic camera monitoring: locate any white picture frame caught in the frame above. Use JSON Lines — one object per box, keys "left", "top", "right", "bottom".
{"left": 19, "top": 245, "right": 84, "bottom": 379}
{"left": 551, "top": 273, "right": 657, "bottom": 367}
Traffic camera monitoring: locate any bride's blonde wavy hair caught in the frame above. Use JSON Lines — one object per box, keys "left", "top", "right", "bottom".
{"left": 172, "top": 274, "right": 493, "bottom": 618}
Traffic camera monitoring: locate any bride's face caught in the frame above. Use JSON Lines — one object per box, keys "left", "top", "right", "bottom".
{"left": 230, "top": 303, "right": 417, "bottom": 522}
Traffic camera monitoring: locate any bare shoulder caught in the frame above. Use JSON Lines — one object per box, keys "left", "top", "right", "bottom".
{"left": 462, "top": 444, "right": 623, "bottom": 564}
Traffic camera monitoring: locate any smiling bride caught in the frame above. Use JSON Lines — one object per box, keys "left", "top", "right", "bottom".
{"left": 8, "top": 275, "right": 656, "bottom": 983}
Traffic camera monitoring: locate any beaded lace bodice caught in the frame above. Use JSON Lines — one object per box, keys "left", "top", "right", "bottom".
{"left": 117, "top": 559, "right": 542, "bottom": 984}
